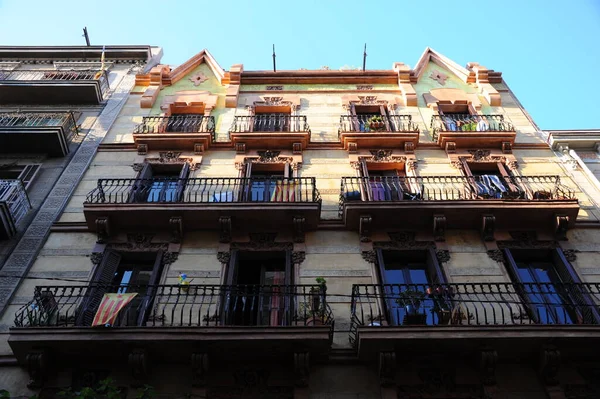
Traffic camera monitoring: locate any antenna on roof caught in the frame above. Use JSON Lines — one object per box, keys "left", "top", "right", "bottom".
{"left": 82, "top": 27, "right": 91, "bottom": 46}
{"left": 272, "top": 44, "right": 277, "bottom": 73}
{"left": 362, "top": 43, "right": 367, "bottom": 72}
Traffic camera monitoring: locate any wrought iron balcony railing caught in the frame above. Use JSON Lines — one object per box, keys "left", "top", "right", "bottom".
{"left": 86, "top": 177, "right": 321, "bottom": 204}
{"left": 0, "top": 179, "right": 30, "bottom": 226}
{"left": 350, "top": 283, "right": 600, "bottom": 345}
{"left": 229, "top": 115, "right": 310, "bottom": 133}
{"left": 339, "top": 114, "right": 418, "bottom": 133}
{"left": 340, "top": 175, "right": 575, "bottom": 207}
{"left": 133, "top": 115, "right": 215, "bottom": 140}
{"left": 430, "top": 114, "right": 514, "bottom": 141}
{"left": 0, "top": 111, "right": 79, "bottom": 141}
{"left": 14, "top": 284, "right": 334, "bottom": 329}
{"left": 0, "top": 69, "right": 110, "bottom": 97}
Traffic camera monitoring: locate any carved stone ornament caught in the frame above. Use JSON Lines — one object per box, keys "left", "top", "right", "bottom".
{"left": 162, "top": 251, "right": 179, "bottom": 266}
{"left": 433, "top": 215, "right": 446, "bottom": 242}
{"left": 293, "top": 216, "right": 306, "bottom": 243}
{"left": 219, "top": 216, "right": 232, "bottom": 243}
{"left": 189, "top": 71, "right": 208, "bottom": 86}
{"left": 358, "top": 96, "right": 379, "bottom": 104}
{"left": 144, "top": 152, "right": 197, "bottom": 170}
{"left": 217, "top": 251, "right": 231, "bottom": 265}
{"left": 169, "top": 216, "right": 183, "bottom": 244}
{"left": 291, "top": 251, "right": 306, "bottom": 265}
{"left": 388, "top": 231, "right": 416, "bottom": 242}
{"left": 191, "top": 353, "right": 209, "bottom": 387}
{"left": 132, "top": 163, "right": 144, "bottom": 172}
{"left": 90, "top": 252, "right": 104, "bottom": 265}
{"left": 480, "top": 348, "right": 498, "bottom": 386}
{"left": 108, "top": 233, "right": 169, "bottom": 252}
{"left": 128, "top": 348, "right": 149, "bottom": 386}
{"left": 26, "top": 350, "right": 47, "bottom": 388}
{"left": 294, "top": 352, "right": 310, "bottom": 387}
{"left": 255, "top": 150, "right": 291, "bottom": 164}
{"left": 465, "top": 149, "right": 507, "bottom": 164}
{"left": 497, "top": 231, "right": 556, "bottom": 250}
{"left": 379, "top": 352, "right": 396, "bottom": 386}
{"left": 563, "top": 249, "right": 578, "bottom": 262}
{"left": 482, "top": 214, "right": 496, "bottom": 242}
{"left": 487, "top": 250, "right": 505, "bottom": 263}
{"left": 96, "top": 217, "right": 110, "bottom": 243}
{"left": 361, "top": 250, "right": 377, "bottom": 264}
{"left": 430, "top": 70, "right": 448, "bottom": 85}
{"left": 436, "top": 250, "right": 450, "bottom": 264}
{"left": 359, "top": 215, "right": 372, "bottom": 242}
{"left": 539, "top": 346, "right": 561, "bottom": 386}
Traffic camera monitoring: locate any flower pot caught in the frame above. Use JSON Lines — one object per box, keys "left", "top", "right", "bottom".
{"left": 405, "top": 304, "right": 417, "bottom": 315}
{"left": 306, "top": 316, "right": 325, "bottom": 326}
{"left": 403, "top": 312, "right": 427, "bottom": 325}
{"left": 369, "top": 122, "right": 385, "bottom": 130}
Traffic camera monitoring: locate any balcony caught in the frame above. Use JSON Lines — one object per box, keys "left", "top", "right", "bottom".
{"left": 0, "top": 112, "right": 78, "bottom": 156}
{"left": 9, "top": 284, "right": 334, "bottom": 364}
{"left": 132, "top": 115, "right": 215, "bottom": 152}
{"left": 0, "top": 69, "right": 109, "bottom": 105}
{"left": 0, "top": 180, "right": 30, "bottom": 239}
{"left": 431, "top": 114, "right": 516, "bottom": 150}
{"left": 350, "top": 283, "right": 600, "bottom": 360}
{"left": 229, "top": 115, "right": 311, "bottom": 150}
{"left": 338, "top": 114, "right": 419, "bottom": 152}
{"left": 83, "top": 177, "right": 321, "bottom": 233}
{"left": 339, "top": 175, "right": 579, "bottom": 234}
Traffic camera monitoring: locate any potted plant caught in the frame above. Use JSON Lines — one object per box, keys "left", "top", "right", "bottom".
{"left": 367, "top": 115, "right": 385, "bottom": 131}
{"left": 395, "top": 289, "right": 427, "bottom": 325}
{"left": 426, "top": 286, "right": 453, "bottom": 324}
{"left": 303, "top": 277, "right": 327, "bottom": 326}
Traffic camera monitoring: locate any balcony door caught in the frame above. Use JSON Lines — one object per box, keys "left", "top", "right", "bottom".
{"left": 243, "top": 162, "right": 291, "bottom": 202}
{"left": 225, "top": 250, "right": 292, "bottom": 326}
{"left": 349, "top": 103, "right": 390, "bottom": 132}
{"left": 376, "top": 248, "right": 447, "bottom": 326}
{"left": 132, "top": 162, "right": 190, "bottom": 203}
{"left": 461, "top": 160, "right": 521, "bottom": 199}
{"left": 503, "top": 248, "right": 599, "bottom": 325}
{"left": 77, "top": 250, "right": 164, "bottom": 327}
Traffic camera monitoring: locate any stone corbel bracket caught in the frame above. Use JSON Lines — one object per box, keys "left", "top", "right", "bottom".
{"left": 139, "top": 65, "right": 169, "bottom": 108}
{"left": 224, "top": 64, "right": 243, "bottom": 108}
{"left": 467, "top": 62, "right": 502, "bottom": 107}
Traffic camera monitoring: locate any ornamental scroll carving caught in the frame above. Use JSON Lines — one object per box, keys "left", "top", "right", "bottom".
{"left": 142, "top": 151, "right": 198, "bottom": 170}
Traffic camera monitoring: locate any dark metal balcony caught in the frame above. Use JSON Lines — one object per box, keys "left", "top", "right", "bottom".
{"left": 339, "top": 175, "right": 579, "bottom": 233}
{"left": 338, "top": 114, "right": 419, "bottom": 151}
{"left": 83, "top": 177, "right": 321, "bottom": 233}
{"left": 350, "top": 283, "right": 600, "bottom": 360}
{"left": 132, "top": 115, "right": 216, "bottom": 152}
{"left": 430, "top": 114, "right": 516, "bottom": 149}
{"left": 0, "top": 112, "right": 78, "bottom": 156}
{"left": 0, "top": 179, "right": 30, "bottom": 239}
{"left": 0, "top": 69, "right": 109, "bottom": 105}
{"left": 10, "top": 284, "right": 333, "bottom": 363}
{"left": 229, "top": 115, "right": 311, "bottom": 150}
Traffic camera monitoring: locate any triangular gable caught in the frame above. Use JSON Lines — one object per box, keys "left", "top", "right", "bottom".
{"left": 166, "top": 49, "right": 225, "bottom": 85}
{"left": 412, "top": 47, "right": 475, "bottom": 84}
{"left": 410, "top": 48, "right": 502, "bottom": 106}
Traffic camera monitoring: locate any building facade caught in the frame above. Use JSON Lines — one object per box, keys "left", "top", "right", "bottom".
{"left": 2, "top": 47, "right": 600, "bottom": 399}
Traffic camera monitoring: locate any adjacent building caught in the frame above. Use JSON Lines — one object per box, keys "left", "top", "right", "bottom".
{"left": 2, "top": 47, "right": 600, "bottom": 399}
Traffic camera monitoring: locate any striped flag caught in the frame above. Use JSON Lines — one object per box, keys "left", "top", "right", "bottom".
{"left": 92, "top": 292, "right": 137, "bottom": 327}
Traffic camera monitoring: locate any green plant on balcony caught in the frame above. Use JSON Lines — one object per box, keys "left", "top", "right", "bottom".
{"left": 395, "top": 289, "right": 427, "bottom": 325}
{"left": 366, "top": 115, "right": 386, "bottom": 131}
{"left": 297, "top": 277, "right": 327, "bottom": 326}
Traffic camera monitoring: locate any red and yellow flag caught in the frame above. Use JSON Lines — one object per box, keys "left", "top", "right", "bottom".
{"left": 92, "top": 292, "right": 137, "bottom": 327}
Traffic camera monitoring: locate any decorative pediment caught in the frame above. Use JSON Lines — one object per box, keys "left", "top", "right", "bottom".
{"left": 141, "top": 151, "right": 198, "bottom": 170}
{"left": 250, "top": 95, "right": 301, "bottom": 112}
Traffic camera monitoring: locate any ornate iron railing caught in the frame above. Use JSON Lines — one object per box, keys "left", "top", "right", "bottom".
{"left": 0, "top": 69, "right": 110, "bottom": 97}
{"left": 0, "top": 179, "right": 31, "bottom": 227}
{"left": 430, "top": 114, "right": 514, "bottom": 141}
{"left": 339, "top": 175, "right": 575, "bottom": 213}
{"left": 339, "top": 114, "right": 418, "bottom": 134}
{"left": 14, "top": 284, "right": 334, "bottom": 329}
{"left": 85, "top": 177, "right": 321, "bottom": 204}
{"left": 349, "top": 283, "right": 600, "bottom": 346}
{"left": 229, "top": 115, "right": 310, "bottom": 133}
{"left": 0, "top": 112, "right": 79, "bottom": 141}
{"left": 134, "top": 115, "right": 216, "bottom": 141}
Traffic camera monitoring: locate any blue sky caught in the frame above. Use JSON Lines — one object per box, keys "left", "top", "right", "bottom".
{"left": 0, "top": 0, "right": 599, "bottom": 130}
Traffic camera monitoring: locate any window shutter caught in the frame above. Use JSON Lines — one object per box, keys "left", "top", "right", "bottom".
{"left": 131, "top": 163, "right": 153, "bottom": 203}
{"left": 552, "top": 248, "right": 600, "bottom": 324}
{"left": 380, "top": 105, "right": 391, "bottom": 131}
{"left": 176, "top": 163, "right": 191, "bottom": 202}
{"left": 77, "top": 250, "right": 122, "bottom": 326}
{"left": 350, "top": 103, "right": 360, "bottom": 131}
{"left": 223, "top": 250, "right": 239, "bottom": 325}
{"left": 137, "top": 250, "right": 164, "bottom": 326}
{"left": 426, "top": 247, "right": 448, "bottom": 284}
{"left": 18, "top": 164, "right": 41, "bottom": 190}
